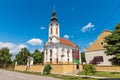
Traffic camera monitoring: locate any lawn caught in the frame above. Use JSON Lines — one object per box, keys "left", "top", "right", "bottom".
{"left": 47, "top": 74, "right": 97, "bottom": 80}
{"left": 79, "top": 71, "right": 120, "bottom": 78}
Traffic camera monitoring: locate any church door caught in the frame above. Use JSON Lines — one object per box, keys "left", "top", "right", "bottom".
{"left": 76, "top": 64, "right": 79, "bottom": 70}
{"left": 50, "top": 58, "right": 52, "bottom": 64}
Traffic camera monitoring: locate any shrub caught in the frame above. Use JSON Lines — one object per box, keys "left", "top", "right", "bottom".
{"left": 83, "top": 64, "right": 96, "bottom": 77}
{"left": 43, "top": 64, "right": 52, "bottom": 75}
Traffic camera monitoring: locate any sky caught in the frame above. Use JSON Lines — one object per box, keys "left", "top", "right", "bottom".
{"left": 0, "top": 0, "right": 120, "bottom": 56}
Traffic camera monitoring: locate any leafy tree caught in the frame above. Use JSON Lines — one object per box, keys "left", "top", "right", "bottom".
{"left": 81, "top": 52, "right": 86, "bottom": 63}
{"left": 0, "top": 47, "right": 12, "bottom": 68}
{"left": 83, "top": 64, "right": 96, "bottom": 78}
{"left": 15, "top": 48, "right": 31, "bottom": 65}
{"left": 104, "top": 24, "right": 120, "bottom": 65}
{"left": 32, "top": 49, "right": 44, "bottom": 64}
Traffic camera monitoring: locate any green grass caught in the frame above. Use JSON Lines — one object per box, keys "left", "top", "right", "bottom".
{"left": 47, "top": 74, "right": 97, "bottom": 80}
{"left": 79, "top": 71, "right": 120, "bottom": 78}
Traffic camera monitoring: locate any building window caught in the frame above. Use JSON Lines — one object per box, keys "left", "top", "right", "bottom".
{"left": 56, "top": 58, "right": 58, "bottom": 63}
{"left": 91, "top": 56, "right": 104, "bottom": 65}
{"left": 62, "top": 48, "right": 65, "bottom": 56}
{"left": 50, "top": 58, "right": 52, "bottom": 64}
{"left": 50, "top": 49, "right": 52, "bottom": 57}
{"left": 50, "top": 27, "right": 53, "bottom": 34}
{"left": 50, "top": 24, "right": 52, "bottom": 26}
{"left": 67, "top": 50, "right": 70, "bottom": 57}
{"left": 56, "top": 47, "right": 58, "bottom": 58}
{"left": 100, "top": 42, "right": 104, "bottom": 46}
{"left": 68, "top": 58, "right": 69, "bottom": 63}
{"left": 56, "top": 27, "right": 58, "bottom": 35}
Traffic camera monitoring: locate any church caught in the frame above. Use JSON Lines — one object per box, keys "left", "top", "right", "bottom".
{"left": 44, "top": 8, "right": 80, "bottom": 64}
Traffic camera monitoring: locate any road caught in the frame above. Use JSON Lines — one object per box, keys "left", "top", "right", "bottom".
{"left": 0, "top": 69, "right": 61, "bottom": 80}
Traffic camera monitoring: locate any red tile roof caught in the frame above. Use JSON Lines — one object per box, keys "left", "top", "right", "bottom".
{"left": 58, "top": 38, "right": 75, "bottom": 47}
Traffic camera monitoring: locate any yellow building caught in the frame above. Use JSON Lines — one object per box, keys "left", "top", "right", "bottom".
{"left": 85, "top": 30, "right": 113, "bottom": 65}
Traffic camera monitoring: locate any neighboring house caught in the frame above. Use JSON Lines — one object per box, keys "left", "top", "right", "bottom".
{"left": 27, "top": 57, "right": 34, "bottom": 66}
{"left": 44, "top": 8, "right": 80, "bottom": 64}
{"left": 85, "top": 30, "right": 113, "bottom": 65}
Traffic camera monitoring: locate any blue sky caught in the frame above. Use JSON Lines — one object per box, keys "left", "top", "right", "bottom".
{"left": 0, "top": 0, "right": 120, "bottom": 55}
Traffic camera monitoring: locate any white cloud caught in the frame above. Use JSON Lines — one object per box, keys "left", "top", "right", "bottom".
{"left": 64, "top": 34, "right": 69, "bottom": 39}
{"left": 10, "top": 44, "right": 27, "bottom": 54}
{"left": 38, "top": 48, "right": 44, "bottom": 52}
{"left": 27, "top": 38, "right": 43, "bottom": 45}
{"left": 0, "top": 42, "right": 27, "bottom": 55}
{"left": 81, "top": 22, "right": 94, "bottom": 32}
{"left": 40, "top": 26, "right": 46, "bottom": 30}
{"left": 89, "top": 42, "right": 93, "bottom": 46}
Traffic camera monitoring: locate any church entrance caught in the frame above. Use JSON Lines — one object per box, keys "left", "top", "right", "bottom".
{"left": 56, "top": 58, "right": 58, "bottom": 63}
{"left": 50, "top": 58, "right": 52, "bottom": 64}
{"left": 76, "top": 64, "right": 79, "bottom": 70}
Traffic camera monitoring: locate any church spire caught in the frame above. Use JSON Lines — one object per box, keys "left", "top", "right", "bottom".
{"left": 51, "top": 6, "right": 57, "bottom": 21}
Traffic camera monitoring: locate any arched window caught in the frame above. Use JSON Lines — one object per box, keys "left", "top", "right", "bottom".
{"left": 50, "top": 27, "right": 53, "bottom": 34}
{"left": 56, "top": 47, "right": 58, "bottom": 58}
{"left": 56, "top": 27, "right": 58, "bottom": 35}
{"left": 68, "top": 58, "right": 69, "bottom": 63}
{"left": 67, "top": 50, "right": 70, "bottom": 57}
{"left": 62, "top": 48, "right": 65, "bottom": 56}
{"left": 50, "top": 49, "right": 52, "bottom": 57}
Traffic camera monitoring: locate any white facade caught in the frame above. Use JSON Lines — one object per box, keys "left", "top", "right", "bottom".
{"left": 44, "top": 9, "right": 80, "bottom": 64}
{"left": 85, "top": 50, "right": 113, "bottom": 65}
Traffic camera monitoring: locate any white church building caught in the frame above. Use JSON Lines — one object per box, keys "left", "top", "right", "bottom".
{"left": 44, "top": 8, "right": 80, "bottom": 64}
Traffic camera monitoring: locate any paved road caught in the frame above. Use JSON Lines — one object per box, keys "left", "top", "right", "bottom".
{"left": 0, "top": 69, "right": 61, "bottom": 80}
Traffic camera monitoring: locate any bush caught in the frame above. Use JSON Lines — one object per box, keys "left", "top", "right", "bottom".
{"left": 43, "top": 64, "right": 52, "bottom": 75}
{"left": 83, "top": 64, "right": 96, "bottom": 77}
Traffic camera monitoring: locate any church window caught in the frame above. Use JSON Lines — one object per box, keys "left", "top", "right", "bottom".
{"left": 67, "top": 50, "right": 70, "bottom": 57}
{"left": 50, "top": 27, "right": 53, "bottom": 34}
{"left": 56, "top": 47, "right": 58, "bottom": 58}
{"left": 50, "top": 24, "right": 52, "bottom": 26}
{"left": 62, "top": 48, "right": 65, "bottom": 57}
{"left": 56, "top": 27, "right": 58, "bottom": 35}
{"left": 50, "top": 49, "right": 52, "bottom": 57}
{"left": 56, "top": 24, "right": 58, "bottom": 26}
{"left": 50, "top": 58, "right": 52, "bottom": 64}
{"left": 56, "top": 58, "right": 58, "bottom": 63}
{"left": 68, "top": 58, "right": 69, "bottom": 63}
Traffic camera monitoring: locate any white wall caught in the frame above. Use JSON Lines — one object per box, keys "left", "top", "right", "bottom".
{"left": 85, "top": 50, "right": 113, "bottom": 65}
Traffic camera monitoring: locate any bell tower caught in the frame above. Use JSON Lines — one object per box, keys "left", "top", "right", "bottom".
{"left": 48, "top": 8, "right": 60, "bottom": 42}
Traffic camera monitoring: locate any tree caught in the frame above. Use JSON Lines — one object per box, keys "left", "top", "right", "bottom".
{"left": 15, "top": 48, "right": 31, "bottom": 65}
{"left": 104, "top": 24, "right": 120, "bottom": 66}
{"left": 81, "top": 52, "right": 86, "bottom": 63}
{"left": 32, "top": 49, "right": 44, "bottom": 64}
{"left": 0, "top": 47, "right": 12, "bottom": 68}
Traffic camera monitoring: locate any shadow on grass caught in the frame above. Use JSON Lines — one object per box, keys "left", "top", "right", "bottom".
{"left": 98, "top": 78, "right": 120, "bottom": 80}
{"left": 70, "top": 77, "right": 91, "bottom": 79}
{"left": 110, "top": 72, "right": 120, "bottom": 74}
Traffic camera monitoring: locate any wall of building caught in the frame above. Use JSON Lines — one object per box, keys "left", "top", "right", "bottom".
{"left": 14, "top": 64, "right": 82, "bottom": 74}
{"left": 14, "top": 64, "right": 120, "bottom": 73}
{"left": 14, "top": 65, "right": 27, "bottom": 71}
{"left": 85, "top": 50, "right": 113, "bottom": 65}
{"left": 95, "top": 66, "right": 120, "bottom": 72}
{"left": 86, "top": 30, "right": 112, "bottom": 52}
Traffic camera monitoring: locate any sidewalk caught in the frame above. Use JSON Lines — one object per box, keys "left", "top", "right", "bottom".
{"left": 62, "top": 73, "right": 107, "bottom": 79}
